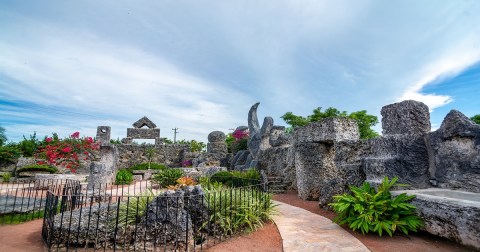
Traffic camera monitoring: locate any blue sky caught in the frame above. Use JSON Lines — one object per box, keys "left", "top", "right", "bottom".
{"left": 1, "top": 0, "right": 480, "bottom": 142}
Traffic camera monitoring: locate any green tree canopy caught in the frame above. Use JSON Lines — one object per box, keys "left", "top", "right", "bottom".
{"left": 281, "top": 107, "right": 379, "bottom": 139}
{"left": 470, "top": 114, "right": 480, "bottom": 124}
{"left": 0, "top": 126, "right": 7, "bottom": 146}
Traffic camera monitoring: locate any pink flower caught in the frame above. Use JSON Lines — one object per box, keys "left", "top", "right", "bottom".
{"left": 86, "top": 137, "right": 93, "bottom": 143}
{"left": 71, "top": 132, "right": 80, "bottom": 139}
{"left": 62, "top": 147, "right": 72, "bottom": 153}
{"left": 46, "top": 137, "right": 52, "bottom": 143}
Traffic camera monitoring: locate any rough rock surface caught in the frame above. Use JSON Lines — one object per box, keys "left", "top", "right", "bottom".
{"left": 132, "top": 116, "right": 157, "bottom": 129}
{"left": 381, "top": 100, "right": 430, "bottom": 135}
{"left": 392, "top": 189, "right": 480, "bottom": 249}
{"left": 116, "top": 144, "right": 188, "bottom": 168}
{"left": 362, "top": 135, "right": 430, "bottom": 189}
{"left": 96, "top": 126, "right": 111, "bottom": 146}
{"left": 428, "top": 110, "right": 480, "bottom": 192}
{"left": 207, "top": 131, "right": 226, "bottom": 143}
{"left": 293, "top": 118, "right": 360, "bottom": 144}
{"left": 207, "top": 142, "right": 227, "bottom": 155}
{"left": 293, "top": 118, "right": 361, "bottom": 203}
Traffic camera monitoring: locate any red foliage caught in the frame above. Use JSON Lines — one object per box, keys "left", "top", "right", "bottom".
{"left": 35, "top": 132, "right": 99, "bottom": 173}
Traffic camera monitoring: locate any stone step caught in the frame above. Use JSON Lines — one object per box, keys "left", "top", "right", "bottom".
{"left": 269, "top": 189, "right": 287, "bottom": 194}
{"left": 268, "top": 185, "right": 287, "bottom": 190}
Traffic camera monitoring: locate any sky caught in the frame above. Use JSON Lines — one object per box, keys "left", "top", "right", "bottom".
{"left": 1, "top": 0, "right": 480, "bottom": 143}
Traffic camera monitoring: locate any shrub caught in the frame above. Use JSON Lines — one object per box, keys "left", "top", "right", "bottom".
{"left": 17, "top": 132, "right": 42, "bottom": 157}
{"left": 203, "top": 186, "right": 276, "bottom": 234}
{"left": 16, "top": 164, "right": 58, "bottom": 174}
{"left": 167, "top": 176, "right": 197, "bottom": 190}
{"left": 128, "top": 163, "right": 167, "bottom": 171}
{"left": 329, "top": 176, "right": 423, "bottom": 236}
{"left": 152, "top": 169, "right": 184, "bottom": 188}
{"left": 210, "top": 168, "right": 260, "bottom": 187}
{"left": 1, "top": 173, "right": 11, "bottom": 182}
{"left": 0, "top": 145, "right": 22, "bottom": 164}
{"left": 115, "top": 169, "right": 133, "bottom": 185}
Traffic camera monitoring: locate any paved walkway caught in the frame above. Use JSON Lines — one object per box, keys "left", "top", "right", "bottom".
{"left": 272, "top": 201, "right": 370, "bottom": 252}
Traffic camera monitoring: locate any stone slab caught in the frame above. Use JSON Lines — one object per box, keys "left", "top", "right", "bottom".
{"left": 272, "top": 201, "right": 370, "bottom": 252}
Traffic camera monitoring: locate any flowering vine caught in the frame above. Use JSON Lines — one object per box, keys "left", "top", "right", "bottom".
{"left": 35, "top": 131, "right": 99, "bottom": 173}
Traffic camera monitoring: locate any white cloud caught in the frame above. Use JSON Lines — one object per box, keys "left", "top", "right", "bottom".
{"left": 398, "top": 36, "right": 480, "bottom": 111}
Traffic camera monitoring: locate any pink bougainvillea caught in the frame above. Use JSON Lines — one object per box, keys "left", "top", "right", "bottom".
{"left": 35, "top": 132, "right": 99, "bottom": 173}
{"left": 232, "top": 129, "right": 249, "bottom": 141}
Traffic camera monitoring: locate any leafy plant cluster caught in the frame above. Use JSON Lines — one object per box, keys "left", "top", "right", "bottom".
{"left": 1, "top": 172, "right": 11, "bottom": 182}
{"left": 281, "top": 107, "right": 379, "bottom": 139}
{"left": 152, "top": 168, "right": 185, "bottom": 187}
{"left": 329, "top": 177, "right": 423, "bottom": 236}
{"left": 172, "top": 139, "right": 206, "bottom": 152}
{"left": 210, "top": 168, "right": 260, "bottom": 187}
{"left": 0, "top": 144, "right": 23, "bottom": 164}
{"left": 128, "top": 162, "right": 167, "bottom": 171}
{"left": 203, "top": 186, "right": 276, "bottom": 234}
{"left": 115, "top": 169, "right": 134, "bottom": 185}
{"left": 471, "top": 114, "right": 480, "bottom": 124}
{"left": 16, "top": 164, "right": 58, "bottom": 174}
{"left": 226, "top": 129, "right": 249, "bottom": 154}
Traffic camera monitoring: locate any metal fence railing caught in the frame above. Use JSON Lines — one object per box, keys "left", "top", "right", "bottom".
{"left": 41, "top": 179, "right": 271, "bottom": 251}
{"left": 0, "top": 179, "right": 153, "bottom": 225}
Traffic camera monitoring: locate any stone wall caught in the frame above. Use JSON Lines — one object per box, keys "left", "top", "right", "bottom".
{"left": 116, "top": 144, "right": 188, "bottom": 169}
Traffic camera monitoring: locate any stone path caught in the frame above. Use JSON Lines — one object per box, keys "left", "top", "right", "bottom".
{"left": 272, "top": 201, "right": 370, "bottom": 252}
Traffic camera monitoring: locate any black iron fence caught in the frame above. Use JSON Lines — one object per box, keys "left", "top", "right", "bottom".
{"left": 0, "top": 179, "right": 152, "bottom": 225}
{"left": 41, "top": 179, "right": 272, "bottom": 251}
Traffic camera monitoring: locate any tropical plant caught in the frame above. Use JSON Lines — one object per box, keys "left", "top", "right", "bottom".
{"left": 281, "top": 107, "right": 379, "bottom": 139}
{"left": 167, "top": 176, "right": 197, "bottom": 190}
{"left": 16, "top": 164, "right": 58, "bottom": 174}
{"left": 152, "top": 168, "right": 185, "bottom": 187}
{"left": 329, "top": 176, "right": 423, "bottom": 236}
{"left": 115, "top": 169, "right": 133, "bottom": 185}
{"left": 203, "top": 186, "right": 276, "bottom": 234}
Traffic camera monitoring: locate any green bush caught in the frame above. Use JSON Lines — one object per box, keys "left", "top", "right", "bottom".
{"left": 17, "top": 133, "right": 42, "bottom": 157}
{"left": 128, "top": 162, "right": 167, "bottom": 171}
{"left": 231, "top": 138, "right": 248, "bottom": 153}
{"left": 0, "top": 145, "right": 22, "bottom": 164}
{"left": 203, "top": 186, "right": 276, "bottom": 234}
{"left": 210, "top": 168, "right": 260, "bottom": 187}
{"left": 152, "top": 168, "right": 184, "bottom": 187}
{"left": 329, "top": 176, "right": 423, "bottom": 236}
{"left": 1, "top": 173, "right": 11, "bottom": 182}
{"left": 16, "top": 164, "right": 57, "bottom": 174}
{"left": 115, "top": 169, "right": 133, "bottom": 185}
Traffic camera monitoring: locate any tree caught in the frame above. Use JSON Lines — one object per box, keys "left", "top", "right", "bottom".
{"left": 471, "top": 114, "right": 480, "bottom": 124}
{"left": 281, "top": 107, "right": 379, "bottom": 139}
{"left": 0, "top": 126, "right": 7, "bottom": 146}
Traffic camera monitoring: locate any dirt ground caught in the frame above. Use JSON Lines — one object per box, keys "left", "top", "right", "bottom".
{"left": 0, "top": 219, "right": 47, "bottom": 252}
{"left": 0, "top": 191, "right": 476, "bottom": 252}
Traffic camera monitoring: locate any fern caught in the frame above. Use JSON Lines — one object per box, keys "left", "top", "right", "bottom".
{"left": 329, "top": 176, "right": 423, "bottom": 236}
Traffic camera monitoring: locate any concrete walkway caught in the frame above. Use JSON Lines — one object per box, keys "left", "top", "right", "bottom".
{"left": 272, "top": 201, "right": 370, "bottom": 252}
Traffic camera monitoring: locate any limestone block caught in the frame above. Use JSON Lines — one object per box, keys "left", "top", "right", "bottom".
{"left": 381, "top": 100, "right": 430, "bottom": 135}
{"left": 293, "top": 118, "right": 359, "bottom": 144}
{"left": 96, "top": 126, "right": 111, "bottom": 146}
{"left": 207, "top": 131, "right": 226, "bottom": 143}
{"left": 127, "top": 128, "right": 160, "bottom": 139}
{"left": 207, "top": 142, "right": 227, "bottom": 154}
